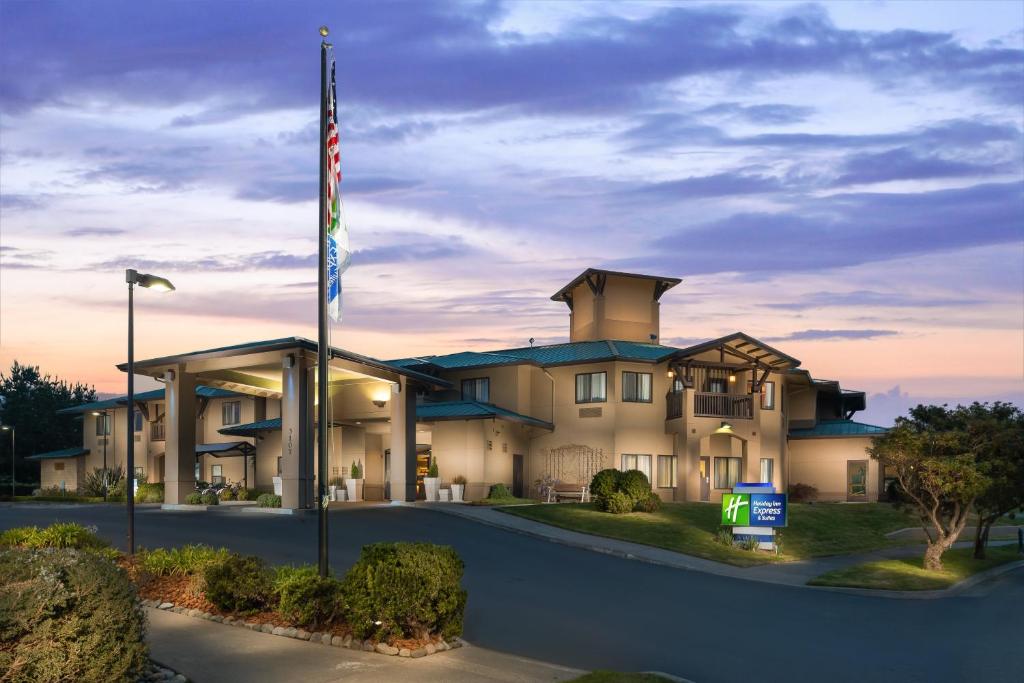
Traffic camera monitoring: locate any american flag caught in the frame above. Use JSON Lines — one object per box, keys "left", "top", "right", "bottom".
{"left": 326, "top": 59, "right": 350, "bottom": 321}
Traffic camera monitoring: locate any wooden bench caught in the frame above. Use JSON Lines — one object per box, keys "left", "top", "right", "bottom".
{"left": 547, "top": 483, "right": 590, "bottom": 503}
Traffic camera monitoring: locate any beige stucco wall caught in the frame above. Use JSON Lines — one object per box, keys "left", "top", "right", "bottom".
{"left": 568, "top": 274, "right": 660, "bottom": 343}
{"left": 38, "top": 457, "right": 83, "bottom": 492}
{"left": 788, "top": 436, "right": 877, "bottom": 501}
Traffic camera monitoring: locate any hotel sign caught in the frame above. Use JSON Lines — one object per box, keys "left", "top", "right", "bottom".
{"left": 721, "top": 493, "right": 788, "bottom": 527}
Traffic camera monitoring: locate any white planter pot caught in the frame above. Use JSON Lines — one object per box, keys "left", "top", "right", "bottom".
{"left": 439, "top": 488, "right": 450, "bottom": 502}
{"left": 345, "top": 478, "right": 363, "bottom": 502}
{"left": 450, "top": 484, "right": 465, "bottom": 502}
{"left": 329, "top": 485, "right": 337, "bottom": 499}
{"left": 272, "top": 476, "right": 282, "bottom": 496}
{"left": 423, "top": 477, "right": 440, "bottom": 502}
{"left": 333, "top": 488, "right": 346, "bottom": 502}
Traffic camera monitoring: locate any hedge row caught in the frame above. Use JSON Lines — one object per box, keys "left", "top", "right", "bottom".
{"left": 590, "top": 468, "right": 661, "bottom": 514}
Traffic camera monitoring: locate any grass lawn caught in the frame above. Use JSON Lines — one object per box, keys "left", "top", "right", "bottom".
{"left": 808, "top": 545, "right": 1023, "bottom": 590}
{"left": 500, "top": 502, "right": 917, "bottom": 567}
{"left": 470, "top": 495, "right": 538, "bottom": 507}
{"left": 9, "top": 495, "right": 107, "bottom": 503}
{"left": 570, "top": 672, "right": 672, "bottom": 682}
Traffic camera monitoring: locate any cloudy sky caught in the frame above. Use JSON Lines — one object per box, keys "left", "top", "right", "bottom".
{"left": 1, "top": 0, "right": 1022, "bottom": 425}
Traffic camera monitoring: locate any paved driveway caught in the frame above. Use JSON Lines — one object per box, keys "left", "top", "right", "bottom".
{"left": 2, "top": 503, "right": 1021, "bottom": 683}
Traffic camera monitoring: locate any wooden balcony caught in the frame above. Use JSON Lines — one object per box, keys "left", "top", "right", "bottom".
{"left": 694, "top": 392, "right": 753, "bottom": 419}
{"left": 150, "top": 423, "right": 166, "bottom": 441}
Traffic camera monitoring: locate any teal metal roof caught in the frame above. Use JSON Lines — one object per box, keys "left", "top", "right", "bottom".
{"left": 416, "top": 401, "right": 554, "bottom": 430}
{"left": 391, "top": 340, "right": 680, "bottom": 371}
{"left": 26, "top": 447, "right": 90, "bottom": 461}
{"left": 789, "top": 420, "right": 888, "bottom": 439}
{"left": 219, "top": 417, "right": 282, "bottom": 437}
{"left": 57, "top": 385, "right": 243, "bottom": 415}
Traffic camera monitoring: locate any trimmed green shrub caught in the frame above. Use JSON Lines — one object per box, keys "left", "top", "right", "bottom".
{"left": 203, "top": 554, "right": 273, "bottom": 615}
{"left": 135, "top": 482, "right": 164, "bottom": 503}
{"left": 427, "top": 459, "right": 439, "bottom": 478}
{"left": 619, "top": 469, "right": 651, "bottom": 503}
{"left": 604, "top": 491, "right": 634, "bottom": 514}
{"left": 350, "top": 460, "right": 362, "bottom": 479}
{"left": 788, "top": 482, "right": 818, "bottom": 503}
{"left": 589, "top": 468, "right": 622, "bottom": 500}
{"left": 236, "top": 487, "right": 251, "bottom": 501}
{"left": 633, "top": 491, "right": 661, "bottom": 513}
{"left": 0, "top": 548, "right": 148, "bottom": 682}
{"left": 487, "top": 483, "right": 511, "bottom": 499}
{"left": 138, "top": 544, "right": 230, "bottom": 577}
{"left": 219, "top": 488, "right": 236, "bottom": 501}
{"left": 342, "top": 542, "right": 467, "bottom": 642}
{"left": 274, "top": 565, "right": 343, "bottom": 629}
{"left": 1, "top": 523, "right": 109, "bottom": 551}
{"left": 0, "top": 526, "right": 39, "bottom": 548}
{"left": 185, "top": 492, "right": 203, "bottom": 505}
{"left": 200, "top": 491, "right": 219, "bottom": 506}
{"left": 257, "top": 493, "right": 282, "bottom": 508}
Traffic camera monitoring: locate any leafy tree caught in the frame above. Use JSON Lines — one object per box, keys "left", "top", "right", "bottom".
{"left": 0, "top": 361, "right": 95, "bottom": 491}
{"left": 869, "top": 406, "right": 988, "bottom": 571}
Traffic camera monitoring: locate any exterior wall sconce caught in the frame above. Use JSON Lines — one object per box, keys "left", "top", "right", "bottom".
{"left": 728, "top": 374, "right": 737, "bottom": 383}
{"left": 714, "top": 421, "right": 734, "bottom": 435}
{"left": 667, "top": 369, "right": 675, "bottom": 378}
{"left": 371, "top": 388, "right": 390, "bottom": 408}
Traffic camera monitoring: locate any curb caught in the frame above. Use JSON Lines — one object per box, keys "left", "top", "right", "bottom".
{"left": 424, "top": 505, "right": 1024, "bottom": 599}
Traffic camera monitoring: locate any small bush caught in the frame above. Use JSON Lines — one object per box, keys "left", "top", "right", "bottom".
{"left": 0, "top": 548, "right": 148, "bottom": 682}
{"left": 138, "top": 544, "right": 230, "bottom": 577}
{"left": 589, "top": 468, "right": 622, "bottom": 500}
{"left": 274, "top": 565, "right": 343, "bottom": 629}
{"left": 185, "top": 492, "right": 203, "bottom": 505}
{"left": 342, "top": 542, "right": 466, "bottom": 642}
{"left": 203, "top": 554, "right": 273, "bottom": 615}
{"left": 80, "top": 466, "right": 124, "bottom": 498}
{"left": 328, "top": 476, "right": 345, "bottom": 488}
{"left": 1, "top": 523, "right": 109, "bottom": 551}
{"left": 350, "top": 460, "right": 362, "bottom": 479}
{"left": 219, "top": 488, "right": 236, "bottom": 501}
{"left": 427, "top": 459, "right": 439, "bottom": 478}
{"left": 633, "top": 491, "right": 661, "bottom": 513}
{"left": 452, "top": 474, "right": 467, "bottom": 486}
{"left": 619, "top": 469, "right": 651, "bottom": 503}
{"left": 788, "top": 482, "right": 818, "bottom": 503}
{"left": 713, "top": 527, "right": 734, "bottom": 546}
{"left": 0, "top": 526, "right": 40, "bottom": 548}
{"left": 739, "top": 535, "right": 761, "bottom": 552}
{"left": 257, "top": 493, "right": 282, "bottom": 508}
{"left": 135, "top": 482, "right": 164, "bottom": 503}
{"left": 487, "top": 483, "right": 511, "bottom": 499}
{"left": 604, "top": 491, "right": 634, "bottom": 514}
{"left": 200, "top": 491, "right": 219, "bottom": 506}
{"left": 236, "top": 487, "right": 251, "bottom": 501}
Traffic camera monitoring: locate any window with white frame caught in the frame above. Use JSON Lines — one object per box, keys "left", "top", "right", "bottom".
{"left": 620, "top": 453, "right": 652, "bottom": 482}
{"left": 95, "top": 413, "right": 111, "bottom": 436}
{"left": 657, "top": 455, "right": 677, "bottom": 488}
{"left": 211, "top": 463, "right": 224, "bottom": 485}
{"left": 576, "top": 371, "right": 607, "bottom": 403}
{"left": 222, "top": 400, "right": 241, "bottom": 426}
{"left": 760, "top": 458, "right": 774, "bottom": 485}
{"left": 747, "top": 380, "right": 776, "bottom": 410}
{"left": 134, "top": 466, "right": 145, "bottom": 481}
{"left": 622, "top": 371, "right": 653, "bottom": 403}
{"left": 461, "top": 377, "right": 490, "bottom": 402}
{"left": 714, "top": 457, "right": 742, "bottom": 489}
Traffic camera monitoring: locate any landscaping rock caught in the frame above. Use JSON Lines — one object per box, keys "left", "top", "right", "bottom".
{"left": 342, "top": 634, "right": 352, "bottom": 648}
{"left": 223, "top": 616, "right": 234, "bottom": 625}
{"left": 171, "top": 675, "right": 187, "bottom": 683}
{"left": 399, "top": 648, "right": 411, "bottom": 657}
{"left": 283, "top": 627, "right": 298, "bottom": 638}
{"left": 260, "top": 623, "right": 274, "bottom": 634}
{"left": 187, "top": 609, "right": 200, "bottom": 618}
{"left": 297, "top": 629, "right": 311, "bottom": 641}
{"left": 425, "top": 643, "right": 436, "bottom": 655}
{"left": 272, "top": 626, "right": 286, "bottom": 636}
{"left": 376, "top": 643, "right": 399, "bottom": 656}
{"left": 436, "top": 641, "right": 448, "bottom": 651}
{"left": 158, "top": 602, "right": 173, "bottom": 610}
{"left": 411, "top": 647, "right": 427, "bottom": 658}
{"left": 211, "top": 615, "right": 223, "bottom": 623}
{"left": 331, "top": 635, "right": 343, "bottom": 647}
{"left": 362, "top": 641, "right": 375, "bottom": 652}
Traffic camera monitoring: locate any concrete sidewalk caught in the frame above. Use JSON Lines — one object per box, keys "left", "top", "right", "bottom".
{"left": 147, "top": 607, "right": 582, "bottom": 683}
{"left": 425, "top": 503, "right": 1022, "bottom": 592}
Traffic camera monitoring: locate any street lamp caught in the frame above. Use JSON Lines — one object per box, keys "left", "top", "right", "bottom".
{"left": 91, "top": 410, "right": 110, "bottom": 500}
{"left": 125, "top": 268, "right": 175, "bottom": 554}
{"left": 1, "top": 425, "right": 14, "bottom": 498}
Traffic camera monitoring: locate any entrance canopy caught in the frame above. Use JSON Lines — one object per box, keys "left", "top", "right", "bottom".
{"left": 196, "top": 441, "right": 255, "bottom": 458}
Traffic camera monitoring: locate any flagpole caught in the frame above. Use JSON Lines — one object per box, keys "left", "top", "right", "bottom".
{"left": 316, "top": 25, "right": 331, "bottom": 578}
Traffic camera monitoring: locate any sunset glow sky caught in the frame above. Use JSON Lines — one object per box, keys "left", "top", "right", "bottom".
{"left": 1, "top": 1, "right": 1022, "bottom": 425}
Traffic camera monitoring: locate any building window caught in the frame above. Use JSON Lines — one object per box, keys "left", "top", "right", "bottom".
{"left": 759, "top": 458, "right": 774, "bottom": 485}
{"left": 714, "top": 457, "right": 742, "bottom": 489}
{"left": 622, "top": 371, "right": 653, "bottom": 403}
{"left": 195, "top": 462, "right": 202, "bottom": 481}
{"left": 657, "top": 455, "right": 676, "bottom": 488}
{"left": 95, "top": 413, "right": 111, "bottom": 436}
{"left": 707, "top": 378, "right": 727, "bottom": 394}
{"left": 576, "top": 372, "right": 607, "bottom": 403}
{"left": 55, "top": 462, "right": 65, "bottom": 471}
{"left": 134, "top": 466, "right": 145, "bottom": 481}
{"left": 746, "top": 380, "right": 776, "bottom": 410}
{"left": 211, "top": 464, "right": 224, "bottom": 485}
{"left": 461, "top": 378, "right": 490, "bottom": 402}
{"left": 620, "top": 454, "right": 652, "bottom": 482}
{"left": 133, "top": 410, "right": 143, "bottom": 432}
{"left": 222, "top": 400, "right": 241, "bottom": 426}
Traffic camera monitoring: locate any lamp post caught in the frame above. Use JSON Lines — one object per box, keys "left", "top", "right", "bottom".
{"left": 1, "top": 425, "right": 14, "bottom": 498}
{"left": 91, "top": 410, "right": 110, "bottom": 500}
{"left": 125, "top": 268, "right": 174, "bottom": 554}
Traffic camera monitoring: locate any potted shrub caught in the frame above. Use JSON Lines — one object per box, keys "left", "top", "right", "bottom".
{"left": 345, "top": 460, "right": 363, "bottom": 502}
{"left": 329, "top": 476, "right": 345, "bottom": 502}
{"left": 424, "top": 459, "right": 440, "bottom": 501}
{"left": 450, "top": 474, "right": 466, "bottom": 502}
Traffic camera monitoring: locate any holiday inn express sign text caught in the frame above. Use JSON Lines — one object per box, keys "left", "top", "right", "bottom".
{"left": 721, "top": 492, "right": 788, "bottom": 527}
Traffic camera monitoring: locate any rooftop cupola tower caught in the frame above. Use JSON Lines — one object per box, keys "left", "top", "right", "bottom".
{"left": 551, "top": 268, "right": 681, "bottom": 344}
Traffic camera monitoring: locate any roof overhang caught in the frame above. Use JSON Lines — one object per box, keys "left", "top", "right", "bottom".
{"left": 195, "top": 441, "right": 256, "bottom": 457}
{"left": 550, "top": 268, "right": 682, "bottom": 307}
{"left": 26, "top": 447, "right": 90, "bottom": 461}
{"left": 671, "top": 332, "right": 801, "bottom": 370}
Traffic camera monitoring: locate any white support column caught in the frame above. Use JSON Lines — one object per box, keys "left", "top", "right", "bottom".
{"left": 164, "top": 365, "right": 196, "bottom": 504}
{"left": 388, "top": 377, "right": 417, "bottom": 502}
{"left": 281, "top": 353, "right": 315, "bottom": 509}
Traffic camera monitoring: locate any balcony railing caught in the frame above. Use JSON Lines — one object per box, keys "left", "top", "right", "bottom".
{"left": 666, "top": 391, "right": 684, "bottom": 420}
{"left": 694, "top": 392, "right": 753, "bottom": 419}
{"left": 150, "top": 422, "right": 166, "bottom": 441}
